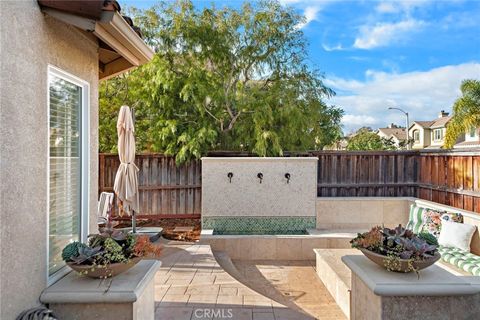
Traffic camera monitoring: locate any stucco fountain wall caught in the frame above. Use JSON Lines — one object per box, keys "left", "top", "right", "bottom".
{"left": 201, "top": 157, "right": 318, "bottom": 232}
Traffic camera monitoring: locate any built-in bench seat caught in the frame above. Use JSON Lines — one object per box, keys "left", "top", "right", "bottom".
{"left": 314, "top": 248, "right": 360, "bottom": 318}
{"left": 439, "top": 246, "right": 480, "bottom": 276}
{"left": 314, "top": 198, "right": 480, "bottom": 319}
{"left": 409, "top": 199, "right": 480, "bottom": 277}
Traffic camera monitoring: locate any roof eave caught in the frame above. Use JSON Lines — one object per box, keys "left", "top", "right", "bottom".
{"left": 96, "top": 11, "right": 154, "bottom": 67}
{"left": 40, "top": 8, "right": 154, "bottom": 80}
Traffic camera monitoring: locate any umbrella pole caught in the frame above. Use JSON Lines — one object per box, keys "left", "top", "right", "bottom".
{"left": 131, "top": 107, "right": 137, "bottom": 234}
{"left": 132, "top": 210, "right": 137, "bottom": 234}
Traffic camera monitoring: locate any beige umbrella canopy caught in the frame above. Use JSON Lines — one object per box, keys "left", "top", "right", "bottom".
{"left": 113, "top": 106, "right": 139, "bottom": 230}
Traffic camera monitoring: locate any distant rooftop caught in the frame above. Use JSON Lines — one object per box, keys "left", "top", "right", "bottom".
{"left": 410, "top": 110, "right": 452, "bottom": 129}
{"left": 378, "top": 127, "right": 407, "bottom": 140}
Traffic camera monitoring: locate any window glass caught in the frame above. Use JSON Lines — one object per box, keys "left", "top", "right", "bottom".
{"left": 413, "top": 130, "right": 420, "bottom": 141}
{"left": 469, "top": 127, "right": 476, "bottom": 138}
{"left": 433, "top": 129, "right": 443, "bottom": 141}
{"left": 48, "top": 72, "right": 82, "bottom": 276}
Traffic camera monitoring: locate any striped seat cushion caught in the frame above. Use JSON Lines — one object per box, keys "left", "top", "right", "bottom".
{"left": 439, "top": 246, "right": 480, "bottom": 276}
{"left": 406, "top": 204, "right": 426, "bottom": 234}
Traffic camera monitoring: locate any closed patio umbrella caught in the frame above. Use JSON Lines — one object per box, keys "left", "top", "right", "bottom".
{"left": 113, "top": 105, "right": 139, "bottom": 233}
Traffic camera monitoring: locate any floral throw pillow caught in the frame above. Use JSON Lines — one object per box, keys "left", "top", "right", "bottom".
{"left": 421, "top": 209, "right": 463, "bottom": 238}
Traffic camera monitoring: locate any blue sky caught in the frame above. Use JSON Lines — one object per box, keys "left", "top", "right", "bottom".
{"left": 122, "top": 0, "right": 480, "bottom": 133}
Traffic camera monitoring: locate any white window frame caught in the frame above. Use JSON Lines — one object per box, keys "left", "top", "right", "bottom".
{"left": 469, "top": 127, "right": 477, "bottom": 138}
{"left": 432, "top": 128, "right": 443, "bottom": 141}
{"left": 413, "top": 130, "right": 420, "bottom": 142}
{"left": 47, "top": 65, "right": 90, "bottom": 285}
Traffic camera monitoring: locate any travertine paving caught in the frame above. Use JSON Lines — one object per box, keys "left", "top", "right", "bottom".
{"left": 155, "top": 242, "right": 316, "bottom": 320}
{"left": 233, "top": 260, "right": 346, "bottom": 320}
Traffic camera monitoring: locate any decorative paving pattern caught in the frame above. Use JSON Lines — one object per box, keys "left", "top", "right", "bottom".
{"left": 202, "top": 216, "right": 316, "bottom": 233}
{"left": 233, "top": 260, "right": 346, "bottom": 320}
{"left": 155, "top": 242, "right": 318, "bottom": 320}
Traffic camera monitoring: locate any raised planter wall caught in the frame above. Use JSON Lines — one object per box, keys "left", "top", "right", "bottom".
{"left": 316, "top": 197, "right": 413, "bottom": 230}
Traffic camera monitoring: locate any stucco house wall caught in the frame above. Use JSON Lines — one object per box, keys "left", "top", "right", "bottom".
{"left": 409, "top": 123, "right": 429, "bottom": 149}
{"left": 377, "top": 131, "right": 401, "bottom": 147}
{"left": 429, "top": 127, "right": 447, "bottom": 148}
{"left": 465, "top": 128, "right": 479, "bottom": 142}
{"left": 0, "top": 1, "right": 99, "bottom": 318}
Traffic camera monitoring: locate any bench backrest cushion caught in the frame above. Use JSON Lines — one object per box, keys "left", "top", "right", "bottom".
{"left": 463, "top": 215, "right": 480, "bottom": 255}
{"left": 438, "top": 220, "right": 476, "bottom": 252}
{"left": 406, "top": 204, "right": 426, "bottom": 234}
{"left": 414, "top": 199, "right": 480, "bottom": 255}
{"left": 422, "top": 209, "right": 463, "bottom": 238}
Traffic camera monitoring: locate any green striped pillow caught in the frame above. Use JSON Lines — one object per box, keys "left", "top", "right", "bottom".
{"left": 406, "top": 204, "right": 426, "bottom": 234}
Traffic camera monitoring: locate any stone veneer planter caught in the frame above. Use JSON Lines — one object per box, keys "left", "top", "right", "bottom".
{"left": 342, "top": 255, "right": 480, "bottom": 319}
{"left": 40, "top": 260, "right": 161, "bottom": 320}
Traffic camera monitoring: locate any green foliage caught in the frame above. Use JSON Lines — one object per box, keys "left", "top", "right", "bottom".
{"left": 61, "top": 241, "right": 87, "bottom": 262}
{"left": 445, "top": 79, "right": 480, "bottom": 148}
{"left": 99, "top": 0, "right": 343, "bottom": 163}
{"left": 346, "top": 128, "right": 397, "bottom": 151}
{"left": 126, "top": 233, "right": 136, "bottom": 252}
{"left": 351, "top": 225, "right": 438, "bottom": 273}
{"left": 418, "top": 232, "right": 439, "bottom": 246}
{"left": 69, "top": 246, "right": 103, "bottom": 265}
{"left": 103, "top": 238, "right": 128, "bottom": 263}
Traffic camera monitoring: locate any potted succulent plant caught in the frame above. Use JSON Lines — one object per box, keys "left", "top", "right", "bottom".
{"left": 350, "top": 225, "right": 440, "bottom": 274}
{"left": 62, "top": 229, "right": 161, "bottom": 279}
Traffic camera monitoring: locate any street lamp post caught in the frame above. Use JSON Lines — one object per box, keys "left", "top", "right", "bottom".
{"left": 388, "top": 107, "right": 410, "bottom": 150}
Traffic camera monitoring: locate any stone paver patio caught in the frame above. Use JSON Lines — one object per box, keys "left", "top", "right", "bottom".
{"left": 155, "top": 241, "right": 345, "bottom": 320}
{"left": 233, "top": 260, "right": 346, "bottom": 320}
{"left": 155, "top": 242, "right": 317, "bottom": 320}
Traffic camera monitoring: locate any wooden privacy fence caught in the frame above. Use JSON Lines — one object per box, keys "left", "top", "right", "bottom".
{"left": 99, "top": 154, "right": 201, "bottom": 218}
{"left": 99, "top": 150, "right": 480, "bottom": 218}
{"left": 313, "top": 151, "right": 419, "bottom": 197}
{"left": 418, "top": 151, "right": 480, "bottom": 213}
{"left": 312, "top": 150, "right": 480, "bottom": 213}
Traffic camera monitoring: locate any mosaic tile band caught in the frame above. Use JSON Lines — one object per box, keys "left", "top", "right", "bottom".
{"left": 202, "top": 216, "right": 316, "bottom": 232}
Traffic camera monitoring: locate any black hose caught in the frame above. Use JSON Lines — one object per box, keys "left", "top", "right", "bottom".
{"left": 16, "top": 305, "right": 57, "bottom": 320}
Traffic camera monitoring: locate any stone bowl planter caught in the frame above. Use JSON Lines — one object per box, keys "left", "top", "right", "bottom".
{"left": 360, "top": 248, "right": 441, "bottom": 273}
{"left": 67, "top": 257, "right": 142, "bottom": 278}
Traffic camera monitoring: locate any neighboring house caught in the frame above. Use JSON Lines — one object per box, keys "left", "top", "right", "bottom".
{"left": 409, "top": 111, "right": 451, "bottom": 149}
{"left": 377, "top": 124, "right": 407, "bottom": 149}
{"left": 324, "top": 138, "right": 348, "bottom": 150}
{"left": 0, "top": 1, "right": 153, "bottom": 318}
{"left": 454, "top": 127, "right": 480, "bottom": 149}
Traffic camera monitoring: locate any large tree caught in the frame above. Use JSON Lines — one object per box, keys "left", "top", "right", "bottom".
{"left": 445, "top": 79, "right": 480, "bottom": 148}
{"left": 99, "top": 0, "right": 343, "bottom": 162}
{"left": 346, "top": 128, "right": 397, "bottom": 151}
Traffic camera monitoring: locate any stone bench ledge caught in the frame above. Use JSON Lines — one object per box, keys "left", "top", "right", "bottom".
{"left": 342, "top": 255, "right": 480, "bottom": 296}
{"left": 40, "top": 260, "right": 161, "bottom": 304}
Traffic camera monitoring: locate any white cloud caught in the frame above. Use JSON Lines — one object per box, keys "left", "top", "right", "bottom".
{"left": 375, "top": 2, "right": 398, "bottom": 14}
{"left": 353, "top": 19, "right": 426, "bottom": 49}
{"left": 296, "top": 5, "right": 321, "bottom": 29}
{"left": 304, "top": 6, "right": 320, "bottom": 22}
{"left": 280, "top": 0, "right": 336, "bottom": 5}
{"left": 343, "top": 114, "right": 377, "bottom": 128}
{"left": 322, "top": 43, "right": 345, "bottom": 52}
{"left": 279, "top": 0, "right": 303, "bottom": 4}
{"left": 325, "top": 62, "right": 480, "bottom": 133}
{"left": 375, "top": 0, "right": 431, "bottom": 14}
{"left": 281, "top": 0, "right": 339, "bottom": 29}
